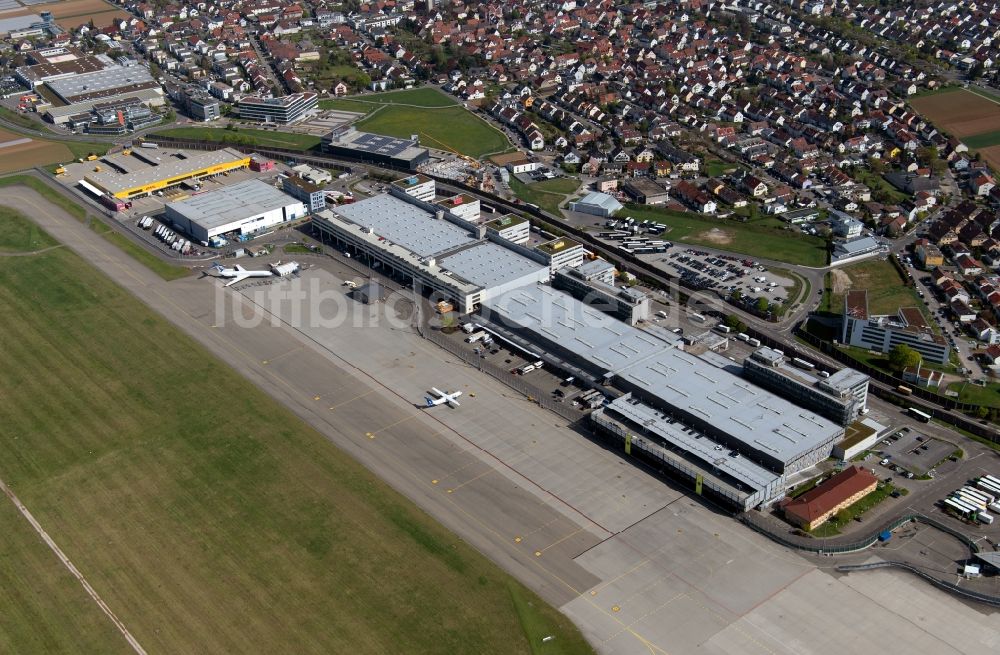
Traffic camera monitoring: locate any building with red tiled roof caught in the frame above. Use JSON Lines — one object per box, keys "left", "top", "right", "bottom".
{"left": 783, "top": 466, "right": 878, "bottom": 530}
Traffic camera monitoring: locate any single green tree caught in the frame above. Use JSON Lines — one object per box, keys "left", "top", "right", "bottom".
{"left": 888, "top": 344, "right": 921, "bottom": 372}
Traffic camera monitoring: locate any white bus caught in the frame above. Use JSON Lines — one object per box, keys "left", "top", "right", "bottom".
{"left": 688, "top": 312, "right": 706, "bottom": 323}
{"left": 908, "top": 407, "right": 931, "bottom": 423}
{"left": 944, "top": 498, "right": 975, "bottom": 517}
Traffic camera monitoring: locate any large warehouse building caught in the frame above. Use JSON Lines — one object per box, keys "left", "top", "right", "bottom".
{"left": 85, "top": 147, "right": 251, "bottom": 199}
{"left": 46, "top": 65, "right": 160, "bottom": 104}
{"left": 312, "top": 192, "right": 550, "bottom": 313}
{"left": 323, "top": 127, "right": 429, "bottom": 171}
{"left": 164, "top": 179, "right": 306, "bottom": 242}
{"left": 481, "top": 286, "right": 844, "bottom": 510}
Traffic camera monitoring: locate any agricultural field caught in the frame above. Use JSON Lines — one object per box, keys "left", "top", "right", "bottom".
{"left": 0, "top": 207, "right": 591, "bottom": 654}
{"left": 0, "top": 0, "right": 130, "bottom": 29}
{"left": 0, "top": 128, "right": 72, "bottom": 175}
{"left": 622, "top": 204, "right": 829, "bottom": 267}
{"left": 355, "top": 104, "right": 512, "bottom": 159}
{"left": 910, "top": 88, "right": 1000, "bottom": 138}
{"left": 910, "top": 87, "right": 1000, "bottom": 167}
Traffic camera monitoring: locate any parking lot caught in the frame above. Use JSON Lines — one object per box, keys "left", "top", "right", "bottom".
{"left": 657, "top": 248, "right": 794, "bottom": 300}
{"left": 874, "top": 427, "right": 958, "bottom": 477}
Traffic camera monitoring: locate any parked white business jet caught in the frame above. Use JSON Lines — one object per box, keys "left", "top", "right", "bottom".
{"left": 211, "top": 263, "right": 274, "bottom": 287}
{"left": 425, "top": 387, "right": 462, "bottom": 408}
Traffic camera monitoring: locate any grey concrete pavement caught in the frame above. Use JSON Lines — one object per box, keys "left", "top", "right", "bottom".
{"left": 5, "top": 183, "right": 1000, "bottom": 655}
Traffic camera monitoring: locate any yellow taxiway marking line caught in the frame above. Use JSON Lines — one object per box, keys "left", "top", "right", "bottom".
{"left": 538, "top": 528, "right": 583, "bottom": 554}
{"left": 328, "top": 388, "right": 378, "bottom": 411}
{"left": 368, "top": 412, "right": 421, "bottom": 436}
{"left": 444, "top": 468, "right": 494, "bottom": 493}
{"left": 260, "top": 345, "right": 302, "bottom": 366}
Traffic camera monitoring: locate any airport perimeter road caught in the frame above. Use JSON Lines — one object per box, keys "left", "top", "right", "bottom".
{"left": 6, "top": 185, "right": 1000, "bottom": 655}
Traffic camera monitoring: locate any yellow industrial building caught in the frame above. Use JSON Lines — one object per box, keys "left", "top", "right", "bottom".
{"left": 84, "top": 147, "right": 250, "bottom": 199}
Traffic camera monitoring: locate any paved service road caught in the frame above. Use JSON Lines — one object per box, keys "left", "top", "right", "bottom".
{"left": 4, "top": 182, "right": 1000, "bottom": 655}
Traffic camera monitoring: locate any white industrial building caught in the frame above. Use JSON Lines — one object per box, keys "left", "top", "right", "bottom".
{"left": 164, "top": 179, "right": 306, "bottom": 242}
{"left": 392, "top": 174, "right": 436, "bottom": 202}
{"left": 484, "top": 214, "right": 530, "bottom": 245}
{"left": 481, "top": 286, "right": 844, "bottom": 510}
{"left": 569, "top": 191, "right": 623, "bottom": 217}
{"left": 312, "top": 193, "right": 550, "bottom": 313}
{"left": 435, "top": 194, "right": 480, "bottom": 222}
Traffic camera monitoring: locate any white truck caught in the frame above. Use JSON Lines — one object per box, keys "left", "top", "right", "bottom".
{"left": 465, "top": 331, "right": 487, "bottom": 343}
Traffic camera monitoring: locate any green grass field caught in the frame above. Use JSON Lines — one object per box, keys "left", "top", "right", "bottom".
{"left": 509, "top": 178, "right": 572, "bottom": 216}
{"left": 946, "top": 381, "right": 1000, "bottom": 408}
{"left": 321, "top": 87, "right": 459, "bottom": 109}
{"left": 0, "top": 175, "right": 188, "bottom": 280}
{"left": 356, "top": 105, "right": 511, "bottom": 159}
{"left": 831, "top": 259, "right": 922, "bottom": 316}
{"left": 0, "top": 205, "right": 57, "bottom": 252}
{"left": 622, "top": 204, "right": 829, "bottom": 267}
{"left": 962, "top": 129, "right": 1000, "bottom": 149}
{"left": 153, "top": 127, "right": 322, "bottom": 150}
{"left": 317, "top": 98, "right": 377, "bottom": 114}
{"left": 0, "top": 498, "right": 130, "bottom": 653}
{"left": 909, "top": 85, "right": 962, "bottom": 99}
{"left": 0, "top": 106, "right": 54, "bottom": 133}
{"left": 0, "top": 210, "right": 593, "bottom": 654}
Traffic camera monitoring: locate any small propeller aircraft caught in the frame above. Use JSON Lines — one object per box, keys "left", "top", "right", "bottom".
{"left": 425, "top": 387, "right": 462, "bottom": 408}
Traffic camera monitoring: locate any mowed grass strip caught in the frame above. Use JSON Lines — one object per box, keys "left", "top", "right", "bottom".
{"left": 357, "top": 105, "right": 511, "bottom": 158}
{"left": 622, "top": 204, "right": 829, "bottom": 267}
{"left": 0, "top": 205, "right": 58, "bottom": 251}
{"left": 0, "top": 177, "right": 188, "bottom": 280}
{"left": 0, "top": 213, "right": 593, "bottom": 654}
{"left": 153, "top": 127, "right": 322, "bottom": 150}
{"left": 0, "top": 498, "right": 131, "bottom": 654}
{"left": 322, "top": 87, "right": 459, "bottom": 108}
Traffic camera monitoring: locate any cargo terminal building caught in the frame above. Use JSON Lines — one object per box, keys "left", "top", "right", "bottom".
{"left": 481, "top": 286, "right": 844, "bottom": 510}
{"left": 312, "top": 193, "right": 550, "bottom": 313}
{"left": 742, "top": 347, "right": 870, "bottom": 426}
{"left": 164, "top": 179, "right": 306, "bottom": 242}
{"left": 84, "top": 147, "right": 251, "bottom": 199}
